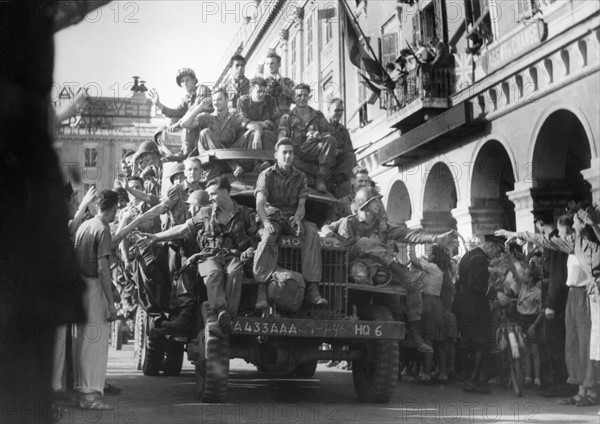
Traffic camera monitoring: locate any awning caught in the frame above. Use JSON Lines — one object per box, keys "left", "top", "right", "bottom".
{"left": 377, "top": 102, "right": 471, "bottom": 165}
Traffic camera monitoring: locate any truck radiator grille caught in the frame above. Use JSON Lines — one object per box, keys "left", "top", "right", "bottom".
{"left": 278, "top": 246, "right": 347, "bottom": 319}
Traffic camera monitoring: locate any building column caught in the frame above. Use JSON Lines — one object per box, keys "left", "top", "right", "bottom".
{"left": 420, "top": 211, "right": 457, "bottom": 234}
{"left": 507, "top": 182, "right": 536, "bottom": 233}
{"left": 507, "top": 181, "right": 576, "bottom": 231}
{"left": 581, "top": 164, "right": 600, "bottom": 204}
{"left": 452, "top": 202, "right": 506, "bottom": 243}
{"left": 406, "top": 216, "right": 424, "bottom": 231}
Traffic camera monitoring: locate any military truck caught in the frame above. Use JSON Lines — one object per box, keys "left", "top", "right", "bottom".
{"left": 133, "top": 149, "right": 406, "bottom": 403}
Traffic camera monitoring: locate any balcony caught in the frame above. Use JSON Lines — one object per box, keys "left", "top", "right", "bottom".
{"left": 382, "top": 66, "right": 454, "bottom": 133}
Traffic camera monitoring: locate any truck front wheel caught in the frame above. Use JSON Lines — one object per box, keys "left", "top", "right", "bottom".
{"left": 196, "top": 327, "right": 229, "bottom": 402}
{"left": 352, "top": 305, "right": 399, "bottom": 403}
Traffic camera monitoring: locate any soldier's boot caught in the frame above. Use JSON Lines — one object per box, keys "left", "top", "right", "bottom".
{"left": 159, "top": 305, "right": 194, "bottom": 335}
{"left": 305, "top": 282, "right": 328, "bottom": 305}
{"left": 217, "top": 309, "right": 232, "bottom": 334}
{"left": 406, "top": 320, "right": 433, "bottom": 354}
{"left": 156, "top": 314, "right": 193, "bottom": 335}
{"left": 255, "top": 283, "right": 269, "bottom": 310}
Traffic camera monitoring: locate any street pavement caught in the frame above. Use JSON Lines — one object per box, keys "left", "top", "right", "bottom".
{"left": 52, "top": 342, "right": 599, "bottom": 424}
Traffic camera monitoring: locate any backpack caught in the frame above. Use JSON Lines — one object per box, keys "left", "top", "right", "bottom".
{"left": 268, "top": 268, "right": 306, "bottom": 313}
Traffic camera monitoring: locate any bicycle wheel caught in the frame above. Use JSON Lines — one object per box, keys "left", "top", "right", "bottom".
{"left": 509, "top": 356, "right": 523, "bottom": 397}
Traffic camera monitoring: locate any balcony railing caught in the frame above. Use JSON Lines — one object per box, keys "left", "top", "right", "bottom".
{"left": 383, "top": 66, "right": 455, "bottom": 115}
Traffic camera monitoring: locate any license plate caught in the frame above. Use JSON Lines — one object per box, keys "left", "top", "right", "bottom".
{"left": 231, "top": 317, "right": 404, "bottom": 340}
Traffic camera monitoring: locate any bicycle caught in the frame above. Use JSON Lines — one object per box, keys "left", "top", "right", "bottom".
{"left": 495, "top": 299, "right": 526, "bottom": 397}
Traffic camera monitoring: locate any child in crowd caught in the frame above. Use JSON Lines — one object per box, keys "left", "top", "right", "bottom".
{"left": 408, "top": 244, "right": 451, "bottom": 384}
{"left": 505, "top": 247, "right": 544, "bottom": 389}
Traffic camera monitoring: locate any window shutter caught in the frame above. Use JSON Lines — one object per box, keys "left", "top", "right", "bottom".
{"left": 412, "top": 11, "right": 421, "bottom": 45}
{"left": 433, "top": 0, "right": 447, "bottom": 43}
{"left": 382, "top": 32, "right": 398, "bottom": 66}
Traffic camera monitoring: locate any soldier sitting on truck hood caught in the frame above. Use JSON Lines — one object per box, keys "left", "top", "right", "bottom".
{"left": 321, "top": 186, "right": 457, "bottom": 354}
{"left": 253, "top": 138, "right": 328, "bottom": 309}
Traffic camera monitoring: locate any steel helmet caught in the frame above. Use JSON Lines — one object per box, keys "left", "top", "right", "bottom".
{"left": 135, "top": 140, "right": 160, "bottom": 158}
{"left": 165, "top": 162, "right": 185, "bottom": 183}
{"left": 176, "top": 68, "right": 197, "bottom": 86}
{"left": 185, "top": 190, "right": 210, "bottom": 207}
{"left": 353, "top": 186, "right": 382, "bottom": 211}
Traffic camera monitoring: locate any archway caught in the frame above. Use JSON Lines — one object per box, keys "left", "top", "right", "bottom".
{"left": 531, "top": 110, "right": 592, "bottom": 210}
{"left": 470, "top": 140, "right": 516, "bottom": 236}
{"left": 422, "top": 162, "right": 458, "bottom": 233}
{"left": 386, "top": 180, "right": 412, "bottom": 225}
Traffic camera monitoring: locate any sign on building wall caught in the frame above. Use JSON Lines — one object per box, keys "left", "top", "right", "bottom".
{"left": 481, "top": 20, "right": 547, "bottom": 74}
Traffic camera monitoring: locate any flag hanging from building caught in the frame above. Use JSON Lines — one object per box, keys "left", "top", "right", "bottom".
{"left": 340, "top": 0, "right": 391, "bottom": 94}
{"left": 454, "top": 52, "right": 473, "bottom": 92}
{"left": 358, "top": 72, "right": 382, "bottom": 104}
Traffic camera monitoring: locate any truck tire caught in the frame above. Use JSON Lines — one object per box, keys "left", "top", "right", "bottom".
{"left": 111, "top": 320, "right": 123, "bottom": 350}
{"left": 133, "top": 309, "right": 146, "bottom": 371}
{"left": 352, "top": 305, "right": 399, "bottom": 403}
{"left": 141, "top": 314, "right": 165, "bottom": 376}
{"left": 294, "top": 361, "right": 318, "bottom": 378}
{"left": 196, "top": 327, "right": 229, "bottom": 402}
{"left": 164, "top": 340, "right": 184, "bottom": 377}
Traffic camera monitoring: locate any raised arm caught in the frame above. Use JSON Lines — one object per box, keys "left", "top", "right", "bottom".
{"left": 407, "top": 244, "right": 424, "bottom": 270}
{"left": 495, "top": 229, "right": 574, "bottom": 254}
{"left": 68, "top": 185, "right": 96, "bottom": 236}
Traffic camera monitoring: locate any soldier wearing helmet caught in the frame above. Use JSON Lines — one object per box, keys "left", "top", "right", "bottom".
{"left": 185, "top": 189, "right": 210, "bottom": 218}
{"left": 149, "top": 68, "right": 213, "bottom": 160}
{"left": 118, "top": 146, "right": 161, "bottom": 210}
{"left": 166, "top": 162, "right": 186, "bottom": 186}
{"left": 337, "top": 166, "right": 377, "bottom": 219}
{"left": 130, "top": 140, "right": 163, "bottom": 202}
{"left": 322, "top": 185, "right": 457, "bottom": 354}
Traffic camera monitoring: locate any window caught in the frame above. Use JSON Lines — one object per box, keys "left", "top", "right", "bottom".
{"left": 421, "top": 3, "right": 436, "bottom": 44}
{"left": 84, "top": 183, "right": 96, "bottom": 192}
{"left": 358, "top": 103, "right": 369, "bottom": 127}
{"left": 324, "top": 18, "right": 333, "bottom": 46}
{"left": 306, "top": 14, "right": 314, "bottom": 65}
{"left": 465, "top": 0, "right": 494, "bottom": 46}
{"left": 84, "top": 147, "right": 97, "bottom": 167}
{"left": 290, "top": 36, "right": 297, "bottom": 82}
{"left": 382, "top": 32, "right": 398, "bottom": 69}
{"left": 413, "top": 1, "right": 445, "bottom": 46}
{"left": 514, "top": 0, "right": 543, "bottom": 20}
